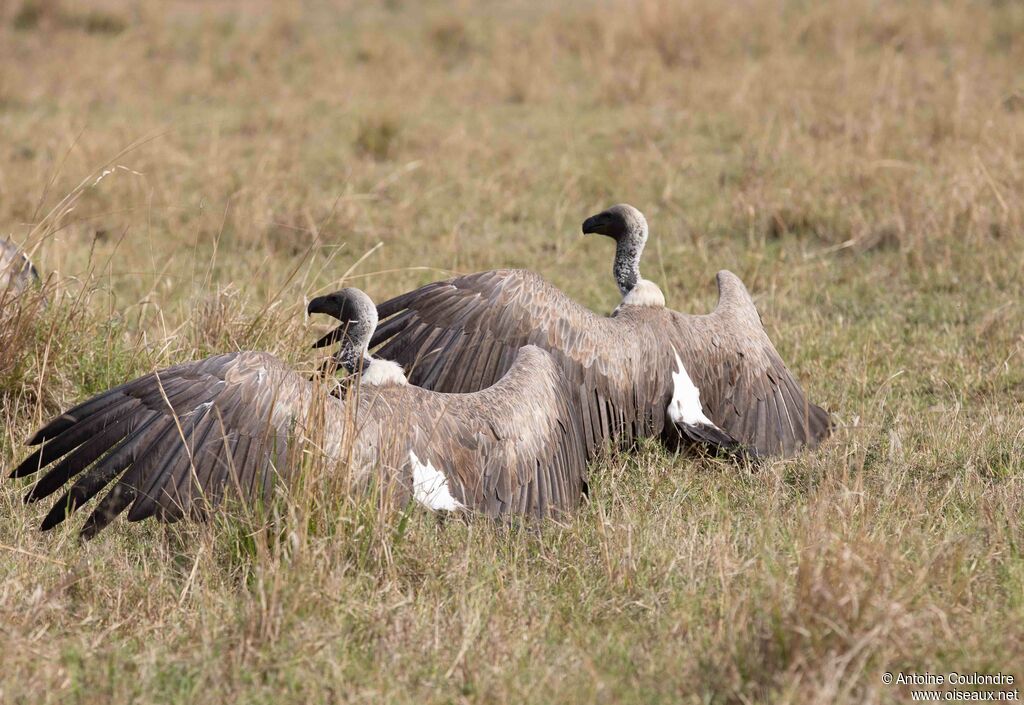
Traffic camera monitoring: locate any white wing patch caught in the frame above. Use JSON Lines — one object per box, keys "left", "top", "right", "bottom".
{"left": 667, "top": 352, "right": 716, "bottom": 427}
{"left": 409, "top": 450, "right": 464, "bottom": 511}
{"left": 362, "top": 359, "right": 407, "bottom": 387}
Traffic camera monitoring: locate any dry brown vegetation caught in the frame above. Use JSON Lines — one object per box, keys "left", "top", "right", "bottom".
{"left": 1, "top": 0, "right": 1022, "bottom": 703}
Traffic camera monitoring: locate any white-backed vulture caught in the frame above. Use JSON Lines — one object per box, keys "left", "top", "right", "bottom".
{"left": 359, "top": 204, "right": 830, "bottom": 458}
{"left": 10, "top": 289, "right": 588, "bottom": 538}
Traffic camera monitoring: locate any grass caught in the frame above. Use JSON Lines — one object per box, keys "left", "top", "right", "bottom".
{"left": 0, "top": 0, "right": 1022, "bottom": 702}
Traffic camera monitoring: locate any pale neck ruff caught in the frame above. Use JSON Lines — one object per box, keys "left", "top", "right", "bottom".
{"left": 619, "top": 279, "right": 665, "bottom": 308}
{"left": 360, "top": 358, "right": 408, "bottom": 386}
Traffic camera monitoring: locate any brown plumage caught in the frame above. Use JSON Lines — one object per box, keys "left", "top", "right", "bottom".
{"left": 9, "top": 289, "right": 588, "bottom": 538}
{"left": 366, "top": 205, "right": 830, "bottom": 458}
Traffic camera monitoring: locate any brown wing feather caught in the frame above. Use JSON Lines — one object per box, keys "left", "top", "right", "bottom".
{"left": 13, "top": 343, "right": 592, "bottom": 536}
{"left": 12, "top": 352, "right": 344, "bottom": 537}
{"left": 370, "top": 269, "right": 670, "bottom": 455}
{"left": 667, "top": 271, "right": 831, "bottom": 456}
{"left": 373, "top": 268, "right": 828, "bottom": 458}
{"left": 356, "top": 346, "right": 589, "bottom": 519}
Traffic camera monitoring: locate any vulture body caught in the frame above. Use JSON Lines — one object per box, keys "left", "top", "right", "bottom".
{"left": 10, "top": 289, "right": 588, "bottom": 538}
{"left": 365, "top": 205, "right": 830, "bottom": 457}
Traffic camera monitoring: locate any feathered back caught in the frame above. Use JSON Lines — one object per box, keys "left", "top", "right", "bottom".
{"left": 371, "top": 268, "right": 830, "bottom": 457}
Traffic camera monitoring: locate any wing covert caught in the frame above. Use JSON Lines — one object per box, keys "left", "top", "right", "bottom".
{"left": 357, "top": 346, "right": 589, "bottom": 519}
{"left": 369, "top": 269, "right": 665, "bottom": 453}
{"left": 667, "top": 271, "right": 831, "bottom": 456}
{"left": 11, "top": 352, "right": 343, "bottom": 537}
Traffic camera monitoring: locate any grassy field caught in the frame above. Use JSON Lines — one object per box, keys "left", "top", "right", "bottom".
{"left": 1, "top": 0, "right": 1022, "bottom": 702}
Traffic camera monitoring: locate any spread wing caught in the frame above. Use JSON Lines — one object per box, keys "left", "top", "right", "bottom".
{"left": 368, "top": 269, "right": 610, "bottom": 388}
{"left": 359, "top": 345, "right": 589, "bottom": 518}
{"left": 667, "top": 271, "right": 831, "bottom": 457}
{"left": 11, "top": 345, "right": 590, "bottom": 536}
{"left": 367, "top": 269, "right": 671, "bottom": 454}
{"left": 369, "top": 268, "right": 830, "bottom": 458}
{"left": 10, "top": 352, "right": 341, "bottom": 538}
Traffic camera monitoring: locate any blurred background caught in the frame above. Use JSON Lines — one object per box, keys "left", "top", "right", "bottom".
{"left": 3, "top": 0, "right": 1021, "bottom": 303}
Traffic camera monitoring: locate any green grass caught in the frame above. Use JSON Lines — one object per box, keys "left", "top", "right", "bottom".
{"left": 0, "top": 0, "right": 1022, "bottom": 702}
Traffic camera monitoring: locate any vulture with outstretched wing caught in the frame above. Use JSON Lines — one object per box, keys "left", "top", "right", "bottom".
{"left": 359, "top": 204, "right": 831, "bottom": 457}
{"left": 10, "top": 289, "right": 588, "bottom": 538}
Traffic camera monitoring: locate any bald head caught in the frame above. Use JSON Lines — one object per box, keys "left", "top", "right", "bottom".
{"left": 308, "top": 287, "right": 379, "bottom": 373}
{"left": 581, "top": 204, "right": 648, "bottom": 242}
{"left": 582, "top": 204, "right": 649, "bottom": 296}
{"left": 308, "top": 287, "right": 377, "bottom": 329}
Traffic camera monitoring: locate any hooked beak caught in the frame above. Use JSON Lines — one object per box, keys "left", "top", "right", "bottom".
{"left": 582, "top": 213, "right": 608, "bottom": 235}
{"left": 308, "top": 294, "right": 346, "bottom": 349}
{"left": 307, "top": 294, "right": 337, "bottom": 317}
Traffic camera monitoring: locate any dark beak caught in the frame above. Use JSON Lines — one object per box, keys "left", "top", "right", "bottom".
{"left": 582, "top": 214, "right": 605, "bottom": 235}
{"left": 308, "top": 294, "right": 345, "bottom": 349}
{"left": 307, "top": 294, "right": 336, "bottom": 317}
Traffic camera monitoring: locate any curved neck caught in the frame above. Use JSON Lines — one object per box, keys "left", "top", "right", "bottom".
{"left": 613, "top": 228, "right": 646, "bottom": 295}
{"left": 336, "top": 321, "right": 373, "bottom": 375}
{"left": 337, "top": 346, "right": 373, "bottom": 376}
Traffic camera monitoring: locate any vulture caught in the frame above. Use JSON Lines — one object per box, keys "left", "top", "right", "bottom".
{"left": 359, "top": 204, "right": 830, "bottom": 458}
{"left": 9, "top": 288, "right": 588, "bottom": 538}
{"left": 0, "top": 238, "right": 40, "bottom": 297}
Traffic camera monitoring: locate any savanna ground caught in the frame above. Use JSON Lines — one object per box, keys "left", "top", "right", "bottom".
{"left": 0, "top": 0, "right": 1022, "bottom": 702}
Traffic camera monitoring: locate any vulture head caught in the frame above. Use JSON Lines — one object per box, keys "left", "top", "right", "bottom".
{"left": 581, "top": 204, "right": 648, "bottom": 296}
{"left": 582, "top": 203, "right": 647, "bottom": 242}
{"left": 308, "top": 287, "right": 378, "bottom": 375}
